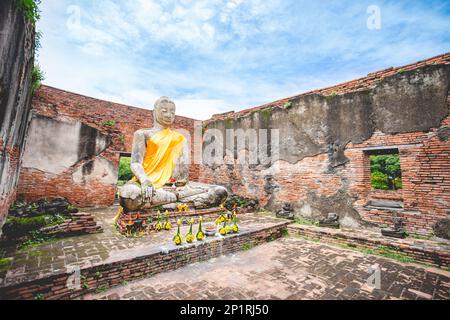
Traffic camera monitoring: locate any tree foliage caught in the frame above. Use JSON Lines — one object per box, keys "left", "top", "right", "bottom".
{"left": 17, "top": 0, "right": 41, "bottom": 25}
{"left": 370, "top": 154, "right": 402, "bottom": 190}
{"left": 118, "top": 157, "right": 133, "bottom": 182}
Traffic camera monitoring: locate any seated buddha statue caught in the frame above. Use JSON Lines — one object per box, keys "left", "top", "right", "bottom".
{"left": 119, "top": 96, "right": 228, "bottom": 212}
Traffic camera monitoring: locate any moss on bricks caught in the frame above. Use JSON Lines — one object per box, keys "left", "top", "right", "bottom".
{"left": 294, "top": 217, "right": 319, "bottom": 227}
{"left": 0, "top": 258, "right": 12, "bottom": 272}
{"left": 225, "top": 118, "right": 233, "bottom": 129}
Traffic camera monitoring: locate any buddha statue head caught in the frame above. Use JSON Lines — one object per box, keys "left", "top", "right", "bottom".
{"left": 154, "top": 96, "right": 176, "bottom": 128}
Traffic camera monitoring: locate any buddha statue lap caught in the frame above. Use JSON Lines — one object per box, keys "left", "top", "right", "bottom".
{"left": 119, "top": 96, "right": 228, "bottom": 212}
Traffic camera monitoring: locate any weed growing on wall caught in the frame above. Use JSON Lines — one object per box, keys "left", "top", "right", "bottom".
{"left": 103, "top": 120, "right": 116, "bottom": 127}
{"left": 17, "top": 1, "right": 45, "bottom": 92}
{"left": 17, "top": 0, "right": 41, "bottom": 25}
{"left": 31, "top": 65, "right": 45, "bottom": 92}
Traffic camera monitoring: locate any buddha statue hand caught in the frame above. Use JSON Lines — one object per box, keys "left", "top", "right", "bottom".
{"left": 141, "top": 178, "right": 155, "bottom": 203}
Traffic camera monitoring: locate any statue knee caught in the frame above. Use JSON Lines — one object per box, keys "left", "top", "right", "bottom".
{"left": 119, "top": 184, "right": 143, "bottom": 212}
{"left": 213, "top": 186, "right": 228, "bottom": 203}
{"left": 119, "top": 183, "right": 141, "bottom": 200}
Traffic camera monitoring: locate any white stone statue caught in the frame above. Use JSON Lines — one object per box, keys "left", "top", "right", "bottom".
{"left": 119, "top": 97, "right": 228, "bottom": 212}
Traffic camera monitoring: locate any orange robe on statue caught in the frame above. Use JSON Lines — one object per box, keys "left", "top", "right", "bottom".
{"left": 132, "top": 128, "right": 186, "bottom": 189}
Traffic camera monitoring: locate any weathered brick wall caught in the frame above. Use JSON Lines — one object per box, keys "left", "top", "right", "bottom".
{"left": 0, "top": 0, "right": 35, "bottom": 230}
{"left": 40, "top": 212, "right": 103, "bottom": 237}
{"left": 348, "top": 116, "right": 450, "bottom": 234}
{"left": 200, "top": 53, "right": 450, "bottom": 236}
{"left": 16, "top": 86, "right": 199, "bottom": 207}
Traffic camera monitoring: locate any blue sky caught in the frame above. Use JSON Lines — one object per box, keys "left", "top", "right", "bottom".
{"left": 37, "top": 0, "right": 450, "bottom": 120}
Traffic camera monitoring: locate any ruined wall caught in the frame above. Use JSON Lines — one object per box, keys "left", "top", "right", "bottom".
{"left": 201, "top": 54, "right": 450, "bottom": 236}
{"left": 16, "top": 86, "right": 199, "bottom": 207}
{"left": 0, "top": 0, "right": 35, "bottom": 228}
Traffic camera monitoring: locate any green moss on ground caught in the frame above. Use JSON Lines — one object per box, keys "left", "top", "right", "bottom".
{"left": 2, "top": 214, "right": 66, "bottom": 238}
{"left": 294, "top": 217, "right": 319, "bottom": 227}
{"left": 0, "top": 258, "right": 12, "bottom": 272}
{"left": 241, "top": 242, "right": 255, "bottom": 251}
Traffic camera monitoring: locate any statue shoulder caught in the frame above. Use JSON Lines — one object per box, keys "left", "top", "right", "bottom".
{"left": 134, "top": 128, "right": 158, "bottom": 139}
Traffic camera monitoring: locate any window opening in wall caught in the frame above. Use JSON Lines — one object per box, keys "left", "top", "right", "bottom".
{"left": 118, "top": 153, "right": 132, "bottom": 187}
{"left": 368, "top": 149, "right": 402, "bottom": 191}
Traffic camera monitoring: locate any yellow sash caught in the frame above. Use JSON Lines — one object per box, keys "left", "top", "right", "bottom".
{"left": 132, "top": 128, "right": 186, "bottom": 189}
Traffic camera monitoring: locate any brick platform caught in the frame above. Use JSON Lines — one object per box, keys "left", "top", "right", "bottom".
{"left": 40, "top": 212, "right": 103, "bottom": 237}
{"left": 287, "top": 224, "right": 450, "bottom": 268}
{"left": 115, "top": 206, "right": 234, "bottom": 235}
{"left": 0, "top": 207, "right": 289, "bottom": 300}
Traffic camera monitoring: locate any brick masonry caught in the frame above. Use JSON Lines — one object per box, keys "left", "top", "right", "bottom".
{"left": 40, "top": 212, "right": 103, "bottom": 237}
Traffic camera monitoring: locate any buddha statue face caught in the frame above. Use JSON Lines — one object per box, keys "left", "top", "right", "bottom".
{"left": 154, "top": 97, "right": 176, "bottom": 127}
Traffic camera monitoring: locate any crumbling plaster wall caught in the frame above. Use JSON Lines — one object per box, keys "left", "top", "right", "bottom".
{"left": 0, "top": 0, "right": 35, "bottom": 229}
{"left": 201, "top": 63, "right": 450, "bottom": 235}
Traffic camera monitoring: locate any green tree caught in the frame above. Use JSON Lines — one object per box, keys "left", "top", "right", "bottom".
{"left": 118, "top": 157, "right": 133, "bottom": 182}
{"left": 370, "top": 154, "right": 402, "bottom": 190}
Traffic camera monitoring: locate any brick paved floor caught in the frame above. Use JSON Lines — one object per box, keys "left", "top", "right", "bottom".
{"left": 0, "top": 207, "right": 285, "bottom": 288}
{"left": 83, "top": 237, "right": 450, "bottom": 300}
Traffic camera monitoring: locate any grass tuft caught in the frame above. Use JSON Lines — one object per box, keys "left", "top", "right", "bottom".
{"left": 294, "top": 217, "right": 319, "bottom": 227}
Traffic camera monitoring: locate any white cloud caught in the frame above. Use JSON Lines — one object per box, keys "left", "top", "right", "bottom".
{"left": 36, "top": 0, "right": 450, "bottom": 121}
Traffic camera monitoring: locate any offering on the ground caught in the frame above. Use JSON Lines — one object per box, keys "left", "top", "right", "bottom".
{"left": 232, "top": 211, "right": 239, "bottom": 233}
{"left": 215, "top": 205, "right": 228, "bottom": 225}
{"left": 177, "top": 204, "right": 189, "bottom": 212}
{"left": 163, "top": 210, "right": 172, "bottom": 230}
{"left": 196, "top": 217, "right": 204, "bottom": 241}
{"left": 173, "top": 219, "right": 183, "bottom": 245}
{"left": 225, "top": 219, "right": 232, "bottom": 233}
{"left": 186, "top": 218, "right": 195, "bottom": 243}
{"left": 154, "top": 210, "right": 163, "bottom": 231}
{"left": 219, "top": 220, "right": 228, "bottom": 236}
